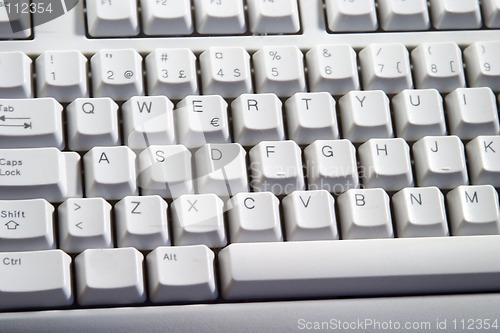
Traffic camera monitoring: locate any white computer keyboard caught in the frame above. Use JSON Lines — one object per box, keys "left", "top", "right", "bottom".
{"left": 1, "top": 0, "right": 500, "bottom": 332}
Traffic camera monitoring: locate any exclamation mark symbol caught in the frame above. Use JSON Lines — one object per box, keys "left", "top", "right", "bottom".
{"left": 50, "top": 55, "right": 54, "bottom": 64}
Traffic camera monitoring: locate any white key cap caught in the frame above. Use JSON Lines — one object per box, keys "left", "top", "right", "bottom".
{"left": 464, "top": 42, "right": 500, "bottom": 92}
{"left": 359, "top": 43, "right": 413, "bottom": 93}
{"left": 137, "top": 145, "right": 194, "bottom": 198}
{"left": 194, "top": 143, "right": 248, "bottom": 197}
{"left": 0, "top": 148, "right": 82, "bottom": 202}
{"left": 358, "top": 138, "right": 413, "bottom": 191}
{"left": 0, "top": 0, "right": 31, "bottom": 39}
{"left": 285, "top": 92, "right": 339, "bottom": 145}
{"left": 430, "top": 0, "right": 481, "bottom": 29}
{"left": 339, "top": 90, "right": 393, "bottom": 143}
{"left": 171, "top": 194, "right": 227, "bottom": 248}
{"left": 91, "top": 49, "right": 144, "bottom": 100}
{"left": 218, "top": 236, "right": 500, "bottom": 300}
{"left": 306, "top": 44, "right": 360, "bottom": 95}
{"left": 194, "top": 0, "right": 245, "bottom": 34}
{"left": 140, "top": 0, "right": 193, "bottom": 35}
{"left": 0, "top": 250, "right": 72, "bottom": 310}
{"left": 325, "top": 0, "right": 377, "bottom": 31}
{"left": 413, "top": 136, "right": 468, "bottom": 189}
{"left": 115, "top": 196, "right": 170, "bottom": 250}
{"left": 282, "top": 190, "right": 339, "bottom": 241}
{"left": 147, "top": 245, "right": 217, "bottom": 303}
{"left": 176, "top": 95, "right": 231, "bottom": 148}
{"left": 337, "top": 188, "right": 393, "bottom": 239}
{"left": 467, "top": 136, "right": 500, "bottom": 187}
{"left": 0, "top": 199, "right": 55, "bottom": 251}
{"left": 447, "top": 185, "right": 500, "bottom": 236}
{"left": 122, "top": 96, "right": 176, "bottom": 150}
{"left": 446, "top": 88, "right": 500, "bottom": 140}
{"left": 58, "top": 198, "right": 113, "bottom": 253}
{"left": 247, "top": 0, "right": 300, "bottom": 33}
{"left": 231, "top": 93, "right": 285, "bottom": 146}
{"left": 0, "top": 52, "right": 32, "bottom": 98}
{"left": 253, "top": 46, "right": 306, "bottom": 97}
{"left": 392, "top": 187, "right": 449, "bottom": 237}
{"left": 482, "top": 0, "right": 500, "bottom": 28}
{"left": 227, "top": 192, "right": 282, "bottom": 243}
{"left": 249, "top": 140, "right": 304, "bottom": 195}
{"left": 392, "top": 89, "right": 447, "bottom": 141}
{"left": 146, "top": 49, "right": 198, "bottom": 99}
{"left": 75, "top": 248, "right": 146, "bottom": 306}
{"left": 199, "top": 47, "right": 252, "bottom": 98}
{"left": 377, "top": 0, "right": 430, "bottom": 31}
{"left": 66, "top": 98, "right": 120, "bottom": 151}
{"left": 86, "top": 0, "right": 139, "bottom": 37}
{"left": 0, "top": 98, "right": 64, "bottom": 149}
{"left": 304, "top": 139, "right": 359, "bottom": 193}
{"left": 412, "top": 42, "right": 466, "bottom": 93}
{"left": 83, "top": 146, "right": 138, "bottom": 200}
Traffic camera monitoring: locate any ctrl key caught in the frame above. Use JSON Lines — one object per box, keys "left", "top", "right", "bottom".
{"left": 0, "top": 250, "right": 73, "bottom": 310}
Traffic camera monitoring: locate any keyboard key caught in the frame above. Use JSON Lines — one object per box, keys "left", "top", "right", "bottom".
{"left": 91, "top": 49, "right": 144, "bottom": 100}
{"left": 325, "top": 0, "right": 377, "bottom": 32}
{"left": 0, "top": 250, "right": 72, "bottom": 310}
{"left": 83, "top": 146, "right": 138, "bottom": 200}
{"left": 115, "top": 196, "right": 170, "bottom": 250}
{"left": 464, "top": 41, "right": 500, "bottom": 92}
{"left": 0, "top": 147, "right": 82, "bottom": 202}
{"left": 482, "top": 0, "right": 500, "bottom": 28}
{"left": 86, "top": 0, "right": 139, "bottom": 37}
{"left": 0, "top": 199, "right": 55, "bottom": 252}
{"left": 413, "top": 136, "right": 469, "bottom": 189}
{"left": 392, "top": 187, "right": 449, "bottom": 237}
{"left": 282, "top": 190, "right": 339, "bottom": 241}
{"left": 58, "top": 198, "right": 113, "bottom": 253}
{"left": 194, "top": 0, "right": 246, "bottom": 34}
{"left": 0, "top": 98, "right": 64, "bottom": 149}
{"left": 227, "top": 192, "right": 282, "bottom": 242}
{"left": 140, "top": 0, "right": 193, "bottom": 35}
{"left": 75, "top": 248, "right": 146, "bottom": 306}
{"left": 0, "top": 0, "right": 31, "bottom": 39}
{"left": 430, "top": 0, "right": 481, "bottom": 30}
{"left": 247, "top": 0, "right": 300, "bottom": 34}
{"left": 412, "top": 42, "right": 466, "bottom": 93}
{"left": 377, "top": 0, "right": 430, "bottom": 31}
{"left": 447, "top": 185, "right": 500, "bottom": 236}
{"left": 66, "top": 98, "right": 120, "bottom": 151}
{"left": 467, "top": 136, "right": 500, "bottom": 187}
{"left": 147, "top": 245, "right": 217, "bottom": 303}
{"left": 0, "top": 52, "right": 32, "bottom": 98}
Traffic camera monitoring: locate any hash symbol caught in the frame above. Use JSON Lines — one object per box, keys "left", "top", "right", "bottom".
{"left": 161, "top": 53, "right": 168, "bottom": 62}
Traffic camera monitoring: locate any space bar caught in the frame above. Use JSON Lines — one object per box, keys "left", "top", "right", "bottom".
{"left": 218, "top": 236, "right": 500, "bottom": 300}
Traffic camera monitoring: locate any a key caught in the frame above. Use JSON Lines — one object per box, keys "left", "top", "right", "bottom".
{"left": 86, "top": 0, "right": 139, "bottom": 37}
{"left": 122, "top": 96, "right": 176, "bottom": 150}
{"left": 282, "top": 190, "right": 339, "bottom": 241}
{"left": 36, "top": 51, "right": 88, "bottom": 102}
{"left": 171, "top": 194, "right": 227, "bottom": 248}
{"left": 0, "top": 98, "right": 64, "bottom": 149}
{"left": 147, "top": 245, "right": 217, "bottom": 303}
{"left": 146, "top": 49, "right": 198, "bottom": 99}
{"left": 430, "top": 0, "right": 481, "bottom": 30}
{"left": 392, "top": 187, "right": 449, "bottom": 237}
{"left": 0, "top": 147, "right": 82, "bottom": 202}
{"left": 91, "top": 49, "right": 144, "bottom": 100}
{"left": 0, "top": 250, "right": 72, "bottom": 309}
{"left": 467, "top": 136, "right": 500, "bottom": 187}
{"left": 464, "top": 42, "right": 500, "bottom": 92}
{"left": 325, "top": 0, "right": 377, "bottom": 31}
{"left": 0, "top": 0, "right": 31, "bottom": 39}
{"left": 227, "top": 192, "right": 282, "bottom": 243}
{"left": 137, "top": 145, "right": 194, "bottom": 198}
{"left": 66, "top": 98, "right": 120, "bottom": 151}
{"left": 194, "top": 0, "right": 246, "bottom": 34}
{"left": 231, "top": 94, "right": 285, "bottom": 146}
{"left": 199, "top": 47, "right": 252, "bottom": 98}
{"left": 447, "top": 185, "right": 500, "bottom": 236}
{"left": 0, "top": 52, "right": 32, "bottom": 98}
{"left": 83, "top": 146, "right": 138, "bottom": 200}
{"left": 140, "top": 0, "right": 193, "bottom": 35}
{"left": 0, "top": 199, "right": 55, "bottom": 252}
{"left": 377, "top": 0, "right": 430, "bottom": 31}
{"left": 246, "top": 0, "right": 300, "bottom": 34}
{"left": 482, "top": 0, "right": 500, "bottom": 28}
{"left": 115, "top": 196, "right": 170, "bottom": 250}
{"left": 75, "top": 248, "right": 146, "bottom": 306}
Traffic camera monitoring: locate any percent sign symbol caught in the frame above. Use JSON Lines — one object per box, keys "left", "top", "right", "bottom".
{"left": 269, "top": 51, "right": 282, "bottom": 61}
